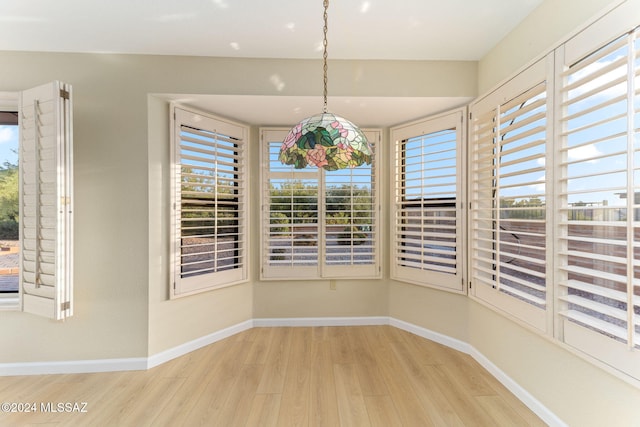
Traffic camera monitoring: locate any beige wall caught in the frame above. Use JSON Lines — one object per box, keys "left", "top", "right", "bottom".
{"left": 389, "top": 282, "right": 469, "bottom": 343}
{"left": 478, "top": 0, "right": 624, "bottom": 93}
{"left": 0, "top": 52, "right": 476, "bottom": 362}
{"left": 0, "top": 52, "right": 151, "bottom": 362}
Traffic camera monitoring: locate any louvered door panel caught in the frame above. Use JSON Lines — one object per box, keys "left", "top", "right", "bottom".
{"left": 20, "top": 81, "right": 73, "bottom": 320}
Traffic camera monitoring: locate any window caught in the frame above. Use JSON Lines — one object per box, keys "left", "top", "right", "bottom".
{"left": 0, "top": 101, "right": 19, "bottom": 307}
{"left": 260, "top": 128, "right": 380, "bottom": 280}
{"left": 14, "top": 81, "right": 73, "bottom": 320}
{"left": 470, "top": 58, "right": 550, "bottom": 332}
{"left": 170, "top": 105, "right": 248, "bottom": 297}
{"left": 555, "top": 26, "right": 640, "bottom": 380}
{"left": 390, "top": 109, "right": 465, "bottom": 293}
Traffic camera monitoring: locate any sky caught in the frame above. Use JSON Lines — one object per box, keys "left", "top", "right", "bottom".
{"left": 0, "top": 125, "right": 18, "bottom": 167}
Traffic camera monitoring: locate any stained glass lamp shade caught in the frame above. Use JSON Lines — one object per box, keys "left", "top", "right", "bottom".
{"left": 279, "top": 112, "right": 372, "bottom": 171}
{"left": 279, "top": 0, "right": 372, "bottom": 171}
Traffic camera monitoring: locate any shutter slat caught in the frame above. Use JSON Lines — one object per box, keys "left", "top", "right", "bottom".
{"left": 560, "top": 310, "right": 628, "bottom": 341}
{"left": 498, "top": 283, "right": 546, "bottom": 306}
{"left": 559, "top": 279, "right": 627, "bottom": 303}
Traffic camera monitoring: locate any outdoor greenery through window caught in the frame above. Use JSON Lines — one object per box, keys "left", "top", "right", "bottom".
{"left": 261, "top": 128, "right": 380, "bottom": 280}
{"left": 0, "top": 111, "right": 19, "bottom": 296}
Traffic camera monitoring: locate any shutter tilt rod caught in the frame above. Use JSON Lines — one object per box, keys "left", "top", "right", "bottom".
{"left": 33, "top": 100, "right": 42, "bottom": 288}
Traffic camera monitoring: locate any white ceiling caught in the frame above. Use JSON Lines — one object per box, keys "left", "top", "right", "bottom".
{"left": 2, "top": 0, "right": 543, "bottom": 126}
{"left": 1, "top": 0, "right": 543, "bottom": 60}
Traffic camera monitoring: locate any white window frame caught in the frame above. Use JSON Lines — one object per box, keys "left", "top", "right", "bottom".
{"left": 390, "top": 108, "right": 466, "bottom": 293}
{"left": 170, "top": 104, "right": 249, "bottom": 298}
{"left": 0, "top": 82, "right": 74, "bottom": 320}
{"left": 260, "top": 127, "right": 381, "bottom": 280}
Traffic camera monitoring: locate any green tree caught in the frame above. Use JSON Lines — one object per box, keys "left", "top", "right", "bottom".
{"left": 500, "top": 196, "right": 545, "bottom": 220}
{"left": 180, "top": 166, "right": 239, "bottom": 236}
{"left": 0, "top": 161, "right": 19, "bottom": 239}
{"left": 325, "top": 184, "right": 373, "bottom": 226}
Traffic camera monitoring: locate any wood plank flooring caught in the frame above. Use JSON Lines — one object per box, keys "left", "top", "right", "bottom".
{"left": 0, "top": 326, "right": 546, "bottom": 426}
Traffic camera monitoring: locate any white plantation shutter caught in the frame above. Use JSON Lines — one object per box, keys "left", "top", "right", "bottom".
{"left": 324, "top": 144, "right": 378, "bottom": 278}
{"left": 262, "top": 129, "right": 319, "bottom": 279}
{"left": 555, "top": 27, "right": 640, "bottom": 379}
{"left": 470, "top": 58, "right": 550, "bottom": 331}
{"left": 20, "top": 81, "right": 73, "bottom": 320}
{"left": 171, "top": 106, "right": 248, "bottom": 297}
{"left": 261, "top": 128, "right": 380, "bottom": 280}
{"left": 391, "top": 110, "right": 465, "bottom": 292}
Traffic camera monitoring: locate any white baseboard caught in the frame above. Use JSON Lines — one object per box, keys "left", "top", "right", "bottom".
{"left": 0, "top": 316, "right": 561, "bottom": 425}
{"left": 253, "top": 316, "right": 388, "bottom": 327}
{"left": 146, "top": 319, "right": 254, "bottom": 369}
{"left": 0, "top": 320, "right": 254, "bottom": 376}
{"left": 0, "top": 357, "right": 147, "bottom": 376}
{"left": 388, "top": 317, "right": 471, "bottom": 354}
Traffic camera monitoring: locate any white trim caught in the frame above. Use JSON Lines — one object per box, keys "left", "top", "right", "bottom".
{"left": 0, "top": 320, "right": 254, "bottom": 376}
{"left": 388, "top": 317, "right": 471, "bottom": 354}
{"left": 146, "top": 319, "right": 254, "bottom": 369}
{"left": 253, "top": 316, "right": 388, "bottom": 327}
{"left": 0, "top": 296, "right": 19, "bottom": 311}
{"left": 0, "top": 316, "right": 561, "bottom": 425}
{"left": 0, "top": 357, "right": 147, "bottom": 376}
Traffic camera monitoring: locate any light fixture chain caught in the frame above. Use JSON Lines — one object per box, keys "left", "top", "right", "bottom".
{"left": 322, "top": 0, "right": 329, "bottom": 113}
{"left": 279, "top": 0, "right": 370, "bottom": 171}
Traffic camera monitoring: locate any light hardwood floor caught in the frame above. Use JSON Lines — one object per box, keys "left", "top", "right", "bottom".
{"left": 0, "top": 326, "right": 546, "bottom": 426}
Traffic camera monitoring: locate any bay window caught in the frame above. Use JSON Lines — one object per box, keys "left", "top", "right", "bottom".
{"left": 260, "top": 128, "right": 381, "bottom": 280}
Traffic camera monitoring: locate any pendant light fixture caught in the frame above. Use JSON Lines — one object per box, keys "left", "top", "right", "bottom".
{"left": 279, "top": 0, "right": 372, "bottom": 171}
